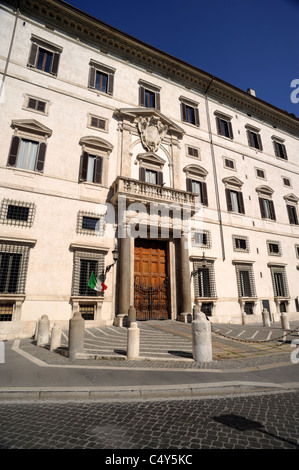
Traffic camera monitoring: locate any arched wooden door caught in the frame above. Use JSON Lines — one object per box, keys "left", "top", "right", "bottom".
{"left": 134, "top": 239, "right": 168, "bottom": 320}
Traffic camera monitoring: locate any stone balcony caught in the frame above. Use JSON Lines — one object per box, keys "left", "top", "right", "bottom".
{"left": 110, "top": 176, "right": 198, "bottom": 209}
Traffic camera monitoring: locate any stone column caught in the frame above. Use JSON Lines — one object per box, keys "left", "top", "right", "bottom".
{"left": 192, "top": 310, "right": 213, "bottom": 362}
{"left": 178, "top": 234, "right": 191, "bottom": 322}
{"left": 127, "top": 321, "right": 140, "bottom": 360}
{"left": 69, "top": 311, "right": 85, "bottom": 361}
{"left": 37, "top": 315, "right": 50, "bottom": 346}
{"left": 114, "top": 230, "right": 131, "bottom": 327}
{"left": 50, "top": 323, "right": 61, "bottom": 351}
{"left": 262, "top": 308, "right": 271, "bottom": 327}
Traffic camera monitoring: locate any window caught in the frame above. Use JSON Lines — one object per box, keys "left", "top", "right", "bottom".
{"left": 79, "top": 304, "right": 95, "bottom": 320}
{"left": 226, "top": 189, "right": 245, "bottom": 214}
{"left": 192, "top": 230, "right": 211, "bottom": 248}
{"left": 233, "top": 236, "right": 250, "bottom": 253}
{"left": 88, "top": 61, "right": 115, "bottom": 95}
{"left": 244, "top": 302, "right": 254, "bottom": 315}
{"left": 77, "top": 211, "right": 104, "bottom": 236}
{"left": 79, "top": 136, "right": 113, "bottom": 186}
{"left": 193, "top": 260, "right": 216, "bottom": 298}
{"left": 180, "top": 97, "right": 199, "bottom": 126}
{"left": 224, "top": 158, "right": 236, "bottom": 170}
{"left": 87, "top": 115, "right": 108, "bottom": 132}
{"left": 7, "top": 120, "right": 52, "bottom": 173}
{"left": 267, "top": 241, "right": 281, "bottom": 256}
{"left": 287, "top": 204, "right": 299, "bottom": 225}
{"left": 0, "top": 243, "right": 30, "bottom": 294}
{"left": 187, "top": 146, "right": 200, "bottom": 158}
{"left": 186, "top": 179, "right": 208, "bottom": 206}
{"left": 0, "top": 200, "right": 36, "bottom": 227}
{"left": 282, "top": 177, "right": 291, "bottom": 188}
{"left": 27, "top": 36, "right": 62, "bottom": 76}
{"left": 256, "top": 168, "right": 266, "bottom": 179}
{"left": 270, "top": 267, "right": 289, "bottom": 298}
{"left": 215, "top": 113, "right": 233, "bottom": 139}
{"left": 246, "top": 126, "right": 263, "bottom": 150}
{"left": 235, "top": 264, "right": 256, "bottom": 298}
{"left": 295, "top": 244, "right": 299, "bottom": 258}
{"left": 0, "top": 304, "right": 13, "bottom": 322}
{"left": 72, "top": 249, "right": 105, "bottom": 297}
{"left": 259, "top": 198, "right": 276, "bottom": 220}
{"left": 24, "top": 95, "right": 49, "bottom": 115}
{"left": 139, "top": 167, "right": 163, "bottom": 185}
{"left": 272, "top": 138, "right": 287, "bottom": 160}
{"left": 139, "top": 81, "right": 160, "bottom": 110}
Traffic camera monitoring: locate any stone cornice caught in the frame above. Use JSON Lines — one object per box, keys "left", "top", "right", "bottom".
{"left": 4, "top": 0, "right": 299, "bottom": 135}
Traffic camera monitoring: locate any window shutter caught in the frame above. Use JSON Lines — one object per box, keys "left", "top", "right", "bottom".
{"left": 157, "top": 171, "right": 163, "bottom": 185}
{"left": 225, "top": 188, "right": 233, "bottom": 212}
{"left": 273, "top": 141, "right": 279, "bottom": 157}
{"left": 94, "top": 156, "right": 103, "bottom": 184}
{"left": 201, "top": 182, "right": 208, "bottom": 206}
{"left": 186, "top": 178, "right": 193, "bottom": 192}
{"left": 269, "top": 200, "right": 276, "bottom": 221}
{"left": 107, "top": 73, "right": 114, "bottom": 95}
{"left": 181, "top": 103, "right": 187, "bottom": 122}
{"left": 228, "top": 121, "right": 234, "bottom": 139}
{"left": 259, "top": 198, "right": 266, "bottom": 219}
{"left": 50, "top": 52, "right": 60, "bottom": 76}
{"left": 27, "top": 43, "right": 38, "bottom": 67}
{"left": 7, "top": 136, "right": 20, "bottom": 167}
{"left": 257, "top": 133, "right": 263, "bottom": 151}
{"left": 79, "top": 151, "right": 89, "bottom": 181}
{"left": 247, "top": 130, "right": 254, "bottom": 147}
{"left": 35, "top": 142, "right": 47, "bottom": 172}
{"left": 194, "top": 108, "right": 200, "bottom": 127}
{"left": 139, "top": 87, "right": 145, "bottom": 106}
{"left": 155, "top": 92, "right": 160, "bottom": 111}
{"left": 139, "top": 167, "right": 146, "bottom": 181}
{"left": 88, "top": 67, "right": 96, "bottom": 88}
{"left": 238, "top": 191, "right": 245, "bottom": 214}
{"left": 281, "top": 143, "right": 287, "bottom": 160}
{"left": 216, "top": 117, "right": 221, "bottom": 135}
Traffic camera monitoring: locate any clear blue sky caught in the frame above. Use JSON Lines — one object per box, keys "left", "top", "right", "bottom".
{"left": 64, "top": 0, "right": 299, "bottom": 117}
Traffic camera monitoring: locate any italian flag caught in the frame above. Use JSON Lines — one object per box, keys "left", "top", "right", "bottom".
{"left": 88, "top": 272, "right": 107, "bottom": 292}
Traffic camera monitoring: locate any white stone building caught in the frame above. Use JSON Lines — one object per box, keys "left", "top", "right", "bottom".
{"left": 1, "top": 0, "right": 299, "bottom": 339}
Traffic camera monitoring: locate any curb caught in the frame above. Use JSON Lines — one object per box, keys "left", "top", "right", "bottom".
{"left": 1, "top": 381, "right": 299, "bottom": 401}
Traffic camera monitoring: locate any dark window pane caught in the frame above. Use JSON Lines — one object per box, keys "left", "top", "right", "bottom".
{"left": 7, "top": 205, "right": 29, "bottom": 222}
{"left": 82, "top": 216, "right": 100, "bottom": 231}
{"left": 0, "top": 253, "right": 22, "bottom": 293}
{"left": 185, "top": 105, "right": 195, "bottom": 124}
{"left": 95, "top": 71, "right": 108, "bottom": 93}
{"left": 239, "top": 270, "right": 252, "bottom": 297}
{"left": 144, "top": 90, "right": 155, "bottom": 108}
{"left": 37, "top": 48, "right": 53, "bottom": 73}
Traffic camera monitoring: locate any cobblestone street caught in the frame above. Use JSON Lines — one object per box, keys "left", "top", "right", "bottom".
{"left": 1, "top": 391, "right": 299, "bottom": 450}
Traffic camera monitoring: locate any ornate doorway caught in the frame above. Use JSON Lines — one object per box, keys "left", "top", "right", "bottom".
{"left": 134, "top": 239, "right": 168, "bottom": 320}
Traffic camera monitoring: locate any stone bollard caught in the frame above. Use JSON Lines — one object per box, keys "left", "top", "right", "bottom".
{"left": 262, "top": 308, "right": 271, "bottom": 327}
{"left": 128, "top": 306, "right": 136, "bottom": 327}
{"left": 50, "top": 323, "right": 61, "bottom": 351}
{"left": 192, "top": 310, "right": 213, "bottom": 363}
{"left": 127, "top": 321, "right": 140, "bottom": 360}
{"left": 37, "top": 315, "right": 50, "bottom": 346}
{"left": 68, "top": 311, "right": 85, "bottom": 361}
{"left": 280, "top": 312, "right": 290, "bottom": 330}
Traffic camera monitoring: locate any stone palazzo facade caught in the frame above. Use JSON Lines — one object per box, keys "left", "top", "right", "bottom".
{"left": 1, "top": 0, "right": 299, "bottom": 338}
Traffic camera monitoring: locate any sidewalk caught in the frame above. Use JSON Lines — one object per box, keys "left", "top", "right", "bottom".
{"left": 1, "top": 320, "right": 299, "bottom": 400}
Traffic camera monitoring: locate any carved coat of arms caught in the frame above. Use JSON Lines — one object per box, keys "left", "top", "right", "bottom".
{"left": 138, "top": 116, "right": 168, "bottom": 152}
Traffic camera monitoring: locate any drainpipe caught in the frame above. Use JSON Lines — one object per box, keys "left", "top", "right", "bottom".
{"left": 0, "top": 1, "right": 20, "bottom": 102}
{"left": 204, "top": 77, "right": 226, "bottom": 261}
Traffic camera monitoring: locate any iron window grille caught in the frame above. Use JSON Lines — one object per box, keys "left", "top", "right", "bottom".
{"left": 235, "top": 264, "right": 256, "bottom": 298}
{"left": 0, "top": 199, "right": 36, "bottom": 227}
{"left": 72, "top": 250, "right": 105, "bottom": 297}
{"left": 270, "top": 267, "right": 289, "bottom": 298}
{"left": 193, "top": 261, "right": 217, "bottom": 298}
{"left": 0, "top": 243, "right": 30, "bottom": 294}
{"left": 233, "top": 235, "right": 250, "bottom": 253}
{"left": 0, "top": 303, "right": 13, "bottom": 321}
{"left": 192, "top": 230, "right": 212, "bottom": 249}
{"left": 79, "top": 304, "right": 95, "bottom": 320}
{"left": 77, "top": 211, "right": 104, "bottom": 236}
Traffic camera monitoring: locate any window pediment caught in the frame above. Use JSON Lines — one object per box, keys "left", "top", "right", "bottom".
{"left": 222, "top": 176, "right": 243, "bottom": 188}
{"left": 137, "top": 152, "right": 165, "bottom": 169}
{"left": 79, "top": 136, "right": 113, "bottom": 152}
{"left": 256, "top": 185, "right": 274, "bottom": 196}
{"left": 284, "top": 193, "right": 299, "bottom": 203}
{"left": 183, "top": 164, "right": 208, "bottom": 179}
{"left": 11, "top": 119, "right": 52, "bottom": 137}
